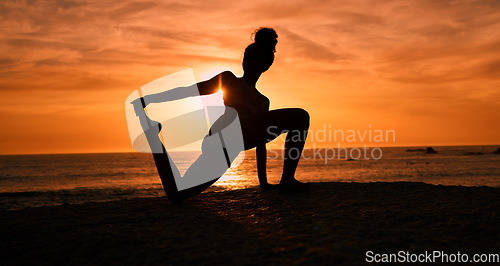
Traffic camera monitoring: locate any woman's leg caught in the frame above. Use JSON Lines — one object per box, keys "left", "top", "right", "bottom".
{"left": 136, "top": 109, "right": 220, "bottom": 202}
{"left": 242, "top": 108, "right": 310, "bottom": 187}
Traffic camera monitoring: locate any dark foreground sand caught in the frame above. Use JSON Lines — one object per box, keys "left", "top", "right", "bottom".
{"left": 1, "top": 182, "right": 499, "bottom": 265}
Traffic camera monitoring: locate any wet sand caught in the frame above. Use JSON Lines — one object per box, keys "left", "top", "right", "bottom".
{"left": 1, "top": 182, "right": 498, "bottom": 265}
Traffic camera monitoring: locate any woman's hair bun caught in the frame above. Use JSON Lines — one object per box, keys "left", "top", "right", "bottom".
{"left": 253, "top": 27, "right": 278, "bottom": 52}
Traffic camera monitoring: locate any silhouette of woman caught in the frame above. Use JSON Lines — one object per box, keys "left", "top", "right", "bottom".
{"left": 132, "top": 27, "right": 310, "bottom": 202}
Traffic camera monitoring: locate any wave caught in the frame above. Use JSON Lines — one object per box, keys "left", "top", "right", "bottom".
{"left": 0, "top": 186, "right": 166, "bottom": 211}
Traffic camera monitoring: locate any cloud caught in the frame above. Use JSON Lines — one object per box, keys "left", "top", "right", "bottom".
{"left": 279, "top": 28, "right": 344, "bottom": 62}
{"left": 2, "top": 0, "right": 500, "bottom": 90}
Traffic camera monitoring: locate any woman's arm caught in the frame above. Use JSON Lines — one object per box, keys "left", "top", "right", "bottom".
{"left": 197, "top": 71, "right": 235, "bottom": 95}
{"left": 133, "top": 71, "right": 235, "bottom": 109}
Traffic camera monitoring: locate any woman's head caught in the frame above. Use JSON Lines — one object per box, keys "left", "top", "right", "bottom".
{"left": 243, "top": 27, "right": 278, "bottom": 73}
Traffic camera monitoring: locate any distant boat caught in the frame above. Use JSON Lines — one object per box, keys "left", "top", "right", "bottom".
{"left": 406, "top": 148, "right": 426, "bottom": 152}
{"left": 425, "top": 147, "right": 438, "bottom": 154}
{"left": 493, "top": 148, "right": 500, "bottom": 154}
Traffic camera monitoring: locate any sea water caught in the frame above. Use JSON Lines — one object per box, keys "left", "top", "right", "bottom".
{"left": 1, "top": 145, "right": 499, "bottom": 210}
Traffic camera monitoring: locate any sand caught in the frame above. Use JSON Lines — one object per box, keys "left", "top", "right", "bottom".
{"left": 1, "top": 182, "right": 499, "bottom": 265}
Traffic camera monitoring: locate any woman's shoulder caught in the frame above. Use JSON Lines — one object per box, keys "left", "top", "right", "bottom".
{"left": 220, "top": 70, "right": 237, "bottom": 80}
{"left": 219, "top": 71, "right": 242, "bottom": 89}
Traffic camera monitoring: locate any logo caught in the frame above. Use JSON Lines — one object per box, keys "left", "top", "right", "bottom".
{"left": 125, "top": 69, "right": 245, "bottom": 190}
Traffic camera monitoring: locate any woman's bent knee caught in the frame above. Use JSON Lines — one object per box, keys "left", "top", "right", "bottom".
{"left": 293, "top": 108, "right": 310, "bottom": 128}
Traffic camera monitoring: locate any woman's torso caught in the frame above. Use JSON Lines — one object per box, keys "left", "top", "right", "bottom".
{"left": 222, "top": 75, "right": 269, "bottom": 120}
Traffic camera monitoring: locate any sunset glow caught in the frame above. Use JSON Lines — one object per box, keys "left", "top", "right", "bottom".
{"left": 1, "top": 0, "right": 499, "bottom": 154}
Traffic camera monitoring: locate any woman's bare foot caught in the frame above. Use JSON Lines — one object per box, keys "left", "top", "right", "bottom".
{"left": 131, "top": 98, "right": 162, "bottom": 133}
{"left": 279, "top": 179, "right": 311, "bottom": 193}
{"left": 131, "top": 98, "right": 146, "bottom": 116}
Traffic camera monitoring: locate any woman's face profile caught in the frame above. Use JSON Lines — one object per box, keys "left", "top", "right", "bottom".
{"left": 245, "top": 52, "right": 274, "bottom": 73}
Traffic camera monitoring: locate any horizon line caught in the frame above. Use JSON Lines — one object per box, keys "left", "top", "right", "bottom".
{"left": 1, "top": 143, "right": 499, "bottom": 156}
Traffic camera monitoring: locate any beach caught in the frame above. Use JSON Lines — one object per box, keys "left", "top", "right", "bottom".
{"left": 1, "top": 181, "right": 498, "bottom": 265}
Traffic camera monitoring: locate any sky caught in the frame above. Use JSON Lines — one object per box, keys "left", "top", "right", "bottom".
{"left": 1, "top": 0, "right": 499, "bottom": 154}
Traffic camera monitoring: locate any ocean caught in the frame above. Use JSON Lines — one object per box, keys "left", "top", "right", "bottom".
{"left": 1, "top": 145, "right": 499, "bottom": 210}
